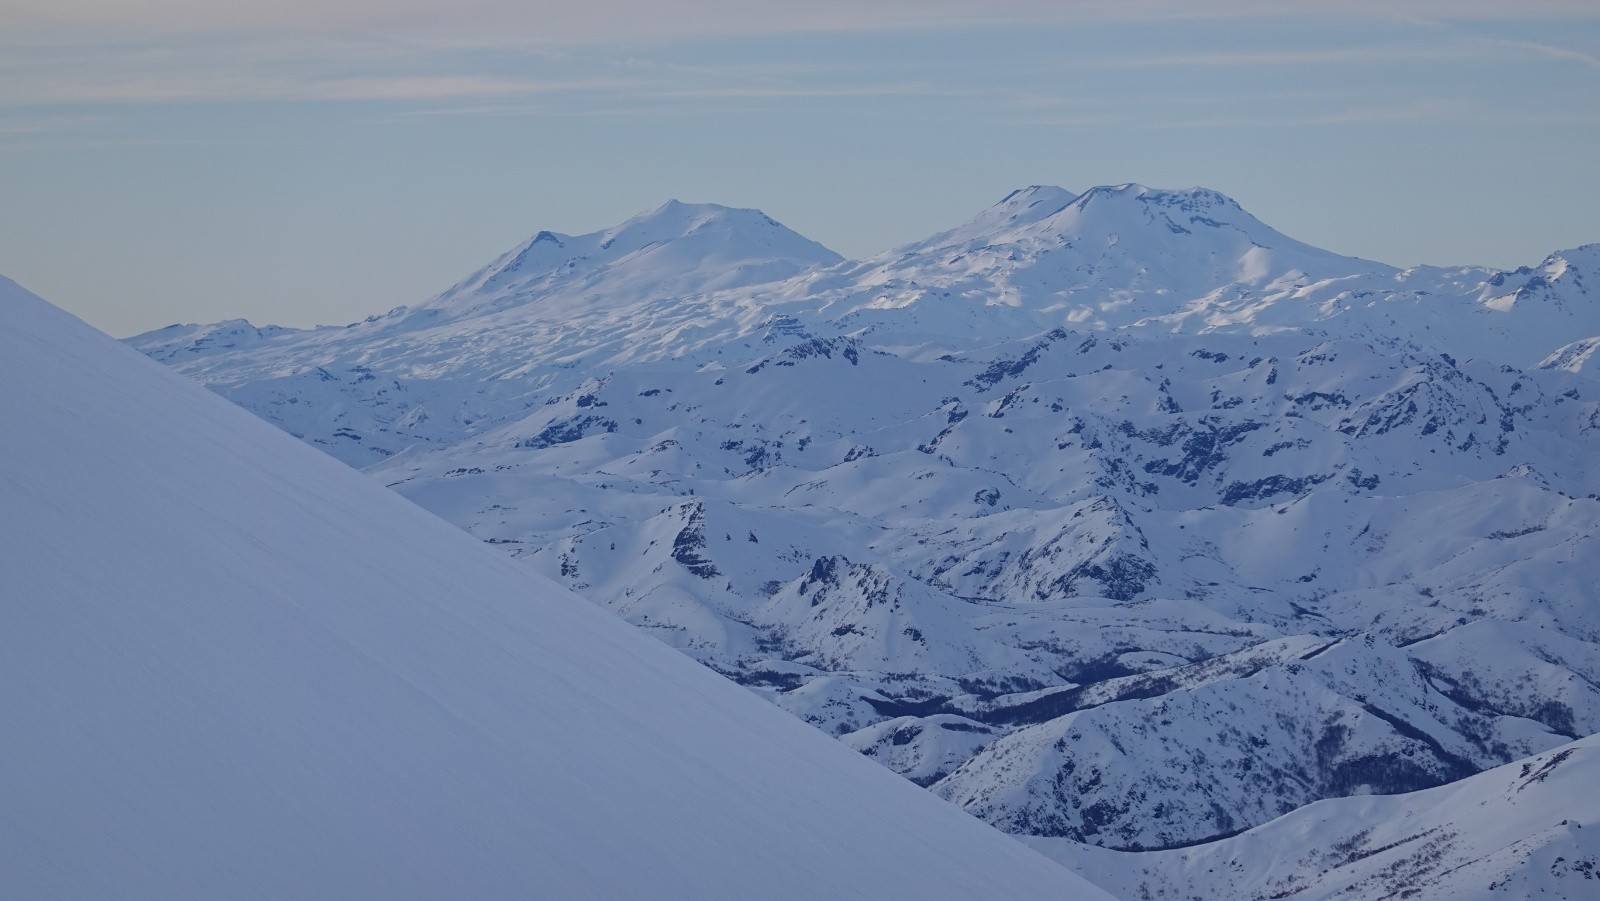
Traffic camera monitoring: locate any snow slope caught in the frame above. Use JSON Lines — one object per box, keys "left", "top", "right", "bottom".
{"left": 0, "top": 275, "right": 1110, "bottom": 900}
{"left": 1032, "top": 732, "right": 1600, "bottom": 899}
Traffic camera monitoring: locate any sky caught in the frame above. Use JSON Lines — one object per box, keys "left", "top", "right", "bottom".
{"left": 1, "top": 2, "right": 1597, "bottom": 337}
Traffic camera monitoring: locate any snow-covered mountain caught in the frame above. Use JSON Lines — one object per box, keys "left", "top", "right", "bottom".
{"left": 129, "top": 186, "right": 1600, "bottom": 895}
{"left": 134, "top": 317, "right": 303, "bottom": 363}
{"left": 803, "top": 182, "right": 1394, "bottom": 343}
{"left": 424, "top": 199, "right": 843, "bottom": 318}
{"left": 1033, "top": 731, "right": 1600, "bottom": 899}
{"left": 1, "top": 275, "right": 1110, "bottom": 898}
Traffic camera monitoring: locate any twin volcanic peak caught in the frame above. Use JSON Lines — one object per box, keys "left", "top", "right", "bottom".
{"left": 123, "top": 184, "right": 1600, "bottom": 896}
{"left": 139, "top": 183, "right": 1599, "bottom": 374}
{"left": 128, "top": 184, "right": 1600, "bottom": 472}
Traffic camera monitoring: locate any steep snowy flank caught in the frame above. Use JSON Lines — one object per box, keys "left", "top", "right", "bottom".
{"left": 1033, "top": 732, "right": 1600, "bottom": 900}
{"left": 0, "top": 275, "right": 1109, "bottom": 900}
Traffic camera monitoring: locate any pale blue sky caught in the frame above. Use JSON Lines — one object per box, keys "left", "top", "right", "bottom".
{"left": 1, "top": 2, "right": 1597, "bottom": 336}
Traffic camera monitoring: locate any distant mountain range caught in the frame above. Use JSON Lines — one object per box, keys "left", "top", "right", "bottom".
{"left": 129, "top": 184, "right": 1600, "bottom": 897}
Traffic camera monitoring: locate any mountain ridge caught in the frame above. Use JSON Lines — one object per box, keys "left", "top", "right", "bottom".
{"left": 131, "top": 187, "right": 1596, "bottom": 370}
{"left": 1033, "top": 730, "right": 1600, "bottom": 899}
{"left": 125, "top": 183, "right": 1600, "bottom": 897}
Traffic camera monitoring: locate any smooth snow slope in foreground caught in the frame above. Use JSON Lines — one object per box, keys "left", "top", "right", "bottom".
{"left": 0, "top": 277, "right": 1110, "bottom": 900}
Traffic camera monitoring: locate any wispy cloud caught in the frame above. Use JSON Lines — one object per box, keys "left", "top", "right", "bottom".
{"left": 0, "top": 26, "right": 990, "bottom": 110}
{"left": 652, "top": 84, "right": 943, "bottom": 100}
{"left": 1077, "top": 45, "right": 1480, "bottom": 69}
{"left": 0, "top": 73, "right": 633, "bottom": 106}
{"left": 1021, "top": 97, "right": 1600, "bottom": 130}
{"left": 1049, "top": 35, "right": 1600, "bottom": 72}
{"left": 0, "top": 116, "right": 85, "bottom": 135}
{"left": 0, "top": 72, "right": 637, "bottom": 105}
{"left": 308, "top": 75, "right": 633, "bottom": 102}
{"left": 1, "top": 4, "right": 1594, "bottom": 130}
{"left": 1020, "top": 98, "right": 1479, "bottom": 128}
{"left": 1488, "top": 38, "right": 1600, "bottom": 69}
{"left": 0, "top": 35, "right": 640, "bottom": 106}
{"left": 0, "top": 110, "right": 161, "bottom": 149}
{"left": 1227, "top": 98, "right": 1475, "bottom": 127}
{"left": 6, "top": 1, "right": 1600, "bottom": 44}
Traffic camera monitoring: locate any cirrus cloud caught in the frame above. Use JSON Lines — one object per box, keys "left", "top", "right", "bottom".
{"left": 5, "top": 0, "right": 1599, "bottom": 44}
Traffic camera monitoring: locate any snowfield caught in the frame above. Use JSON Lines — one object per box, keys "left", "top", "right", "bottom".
{"left": 126, "top": 183, "right": 1600, "bottom": 896}
{"left": 0, "top": 275, "right": 1110, "bottom": 899}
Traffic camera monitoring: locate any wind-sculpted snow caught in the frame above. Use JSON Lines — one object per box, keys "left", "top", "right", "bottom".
{"left": 129, "top": 185, "right": 1600, "bottom": 887}
{"left": 2, "top": 276, "right": 1109, "bottom": 899}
